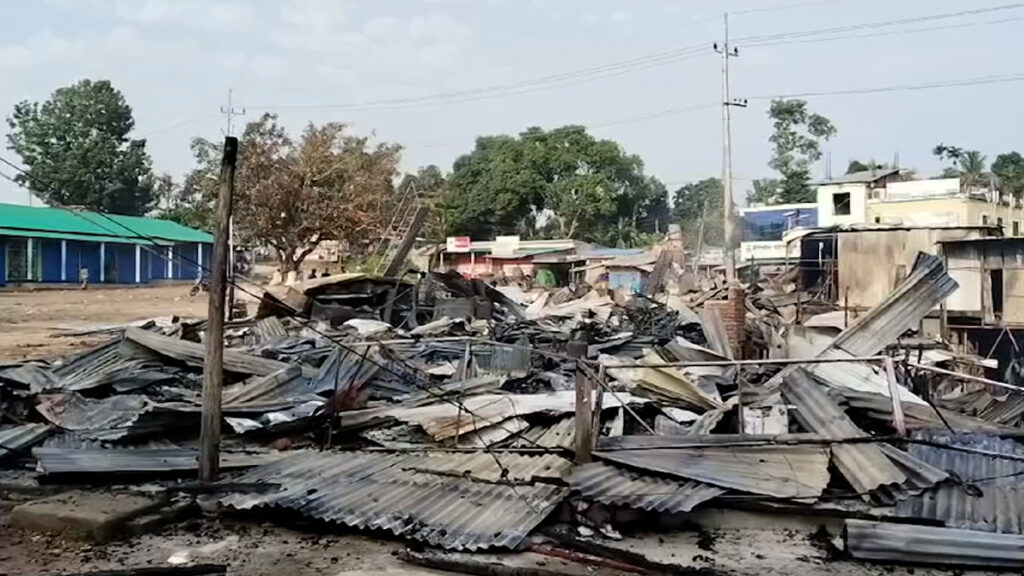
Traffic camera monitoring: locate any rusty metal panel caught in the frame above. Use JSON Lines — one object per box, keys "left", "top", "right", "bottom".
{"left": 0, "top": 423, "right": 52, "bottom": 460}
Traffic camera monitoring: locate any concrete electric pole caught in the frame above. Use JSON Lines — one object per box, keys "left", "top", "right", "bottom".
{"left": 715, "top": 14, "right": 747, "bottom": 282}
{"left": 220, "top": 89, "right": 245, "bottom": 315}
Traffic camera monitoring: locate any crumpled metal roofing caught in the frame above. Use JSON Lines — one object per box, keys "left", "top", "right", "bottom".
{"left": 593, "top": 442, "right": 831, "bottom": 498}
{"left": 896, "top": 430, "right": 1024, "bottom": 534}
{"left": 52, "top": 340, "right": 176, "bottom": 393}
{"left": 387, "top": 391, "right": 648, "bottom": 441}
{"left": 831, "top": 252, "right": 958, "bottom": 357}
{"left": 33, "top": 446, "right": 286, "bottom": 475}
{"left": 781, "top": 369, "right": 947, "bottom": 500}
{"left": 220, "top": 450, "right": 571, "bottom": 550}
{"left": 0, "top": 423, "right": 53, "bottom": 460}
{"left": 845, "top": 519, "right": 1024, "bottom": 568}
{"left": 221, "top": 366, "right": 321, "bottom": 413}
{"left": 568, "top": 461, "right": 725, "bottom": 513}
{"left": 35, "top": 392, "right": 194, "bottom": 441}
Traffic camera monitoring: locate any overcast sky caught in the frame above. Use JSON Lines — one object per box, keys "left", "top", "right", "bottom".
{"left": 1, "top": 0, "right": 1022, "bottom": 206}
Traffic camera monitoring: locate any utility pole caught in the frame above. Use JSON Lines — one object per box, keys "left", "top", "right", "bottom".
{"left": 199, "top": 136, "right": 238, "bottom": 483}
{"left": 715, "top": 14, "right": 746, "bottom": 282}
{"left": 220, "top": 89, "right": 245, "bottom": 316}
{"left": 219, "top": 88, "right": 246, "bottom": 137}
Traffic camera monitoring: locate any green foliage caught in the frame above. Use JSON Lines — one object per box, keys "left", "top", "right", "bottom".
{"left": 672, "top": 178, "right": 723, "bottom": 247}
{"left": 154, "top": 138, "right": 220, "bottom": 231}
{"left": 766, "top": 99, "right": 835, "bottom": 204}
{"left": 6, "top": 79, "right": 156, "bottom": 215}
{"left": 933, "top": 144, "right": 990, "bottom": 189}
{"left": 441, "top": 126, "right": 665, "bottom": 246}
{"left": 993, "top": 152, "right": 1024, "bottom": 198}
{"left": 845, "top": 159, "right": 889, "bottom": 174}
{"left": 746, "top": 178, "right": 780, "bottom": 205}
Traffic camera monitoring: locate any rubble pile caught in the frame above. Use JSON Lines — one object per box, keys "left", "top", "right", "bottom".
{"left": 4, "top": 255, "right": 1024, "bottom": 571}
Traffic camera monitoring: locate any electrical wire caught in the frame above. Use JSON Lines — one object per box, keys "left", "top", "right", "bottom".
{"left": 747, "top": 72, "right": 1024, "bottom": 101}
{"left": 746, "top": 16, "right": 1024, "bottom": 48}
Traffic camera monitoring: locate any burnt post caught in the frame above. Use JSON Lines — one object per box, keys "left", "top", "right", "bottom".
{"left": 567, "top": 340, "right": 592, "bottom": 463}
{"left": 199, "top": 136, "right": 238, "bottom": 483}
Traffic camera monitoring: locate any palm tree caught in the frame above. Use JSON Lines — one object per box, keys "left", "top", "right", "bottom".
{"left": 959, "top": 150, "right": 989, "bottom": 190}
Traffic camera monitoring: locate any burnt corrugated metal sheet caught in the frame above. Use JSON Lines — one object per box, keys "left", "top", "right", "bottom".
{"left": 35, "top": 392, "right": 195, "bottom": 441}
{"left": 512, "top": 416, "right": 575, "bottom": 449}
{"left": 221, "top": 366, "right": 321, "bottom": 413}
{"left": 593, "top": 443, "right": 830, "bottom": 498}
{"left": 896, "top": 431, "right": 1024, "bottom": 534}
{"left": 831, "top": 252, "right": 958, "bottom": 357}
{"left": 221, "top": 451, "right": 571, "bottom": 550}
{"left": 782, "top": 368, "right": 909, "bottom": 495}
{"left": 33, "top": 446, "right": 285, "bottom": 475}
{"left": 0, "top": 423, "right": 53, "bottom": 460}
{"left": 568, "top": 461, "right": 725, "bottom": 513}
{"left": 845, "top": 519, "right": 1024, "bottom": 568}
{"left": 53, "top": 340, "right": 175, "bottom": 393}
{"left": 124, "top": 327, "right": 316, "bottom": 378}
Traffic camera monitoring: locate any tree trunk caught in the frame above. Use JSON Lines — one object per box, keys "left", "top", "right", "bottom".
{"left": 277, "top": 248, "right": 301, "bottom": 274}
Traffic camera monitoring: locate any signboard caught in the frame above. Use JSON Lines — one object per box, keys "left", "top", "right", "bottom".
{"left": 446, "top": 236, "right": 472, "bottom": 253}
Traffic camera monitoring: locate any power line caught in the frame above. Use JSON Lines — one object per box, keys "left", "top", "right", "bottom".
{"left": 748, "top": 72, "right": 1024, "bottom": 100}
{"left": 747, "top": 15, "right": 1023, "bottom": 48}
{"left": 248, "top": 46, "right": 711, "bottom": 112}
{"left": 740, "top": 2, "right": 1024, "bottom": 44}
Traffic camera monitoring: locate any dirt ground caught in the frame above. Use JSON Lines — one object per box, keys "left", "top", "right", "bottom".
{"left": 0, "top": 285, "right": 209, "bottom": 363}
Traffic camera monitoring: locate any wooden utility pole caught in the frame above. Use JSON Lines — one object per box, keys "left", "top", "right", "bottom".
{"left": 199, "top": 136, "right": 238, "bottom": 483}
{"left": 567, "top": 340, "right": 593, "bottom": 464}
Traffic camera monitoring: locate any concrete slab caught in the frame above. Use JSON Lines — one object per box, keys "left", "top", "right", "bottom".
{"left": 10, "top": 490, "right": 163, "bottom": 542}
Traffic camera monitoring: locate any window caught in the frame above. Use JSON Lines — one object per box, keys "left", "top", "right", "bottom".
{"left": 874, "top": 216, "right": 881, "bottom": 223}
{"left": 833, "top": 192, "right": 851, "bottom": 216}
{"left": 998, "top": 217, "right": 1004, "bottom": 228}
{"left": 4, "top": 238, "right": 41, "bottom": 282}
{"left": 982, "top": 214, "right": 990, "bottom": 225}
{"left": 1014, "top": 221, "right": 1020, "bottom": 236}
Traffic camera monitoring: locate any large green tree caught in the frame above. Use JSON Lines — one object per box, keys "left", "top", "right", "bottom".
{"left": 845, "top": 159, "right": 889, "bottom": 174}
{"left": 441, "top": 125, "right": 663, "bottom": 245}
{"left": 6, "top": 79, "right": 156, "bottom": 215}
{"left": 993, "top": 152, "right": 1024, "bottom": 198}
{"left": 766, "top": 99, "right": 836, "bottom": 204}
{"left": 672, "top": 178, "right": 723, "bottom": 247}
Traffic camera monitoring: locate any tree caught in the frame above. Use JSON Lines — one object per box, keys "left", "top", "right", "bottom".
{"left": 154, "top": 138, "right": 221, "bottom": 231}
{"left": 6, "top": 79, "right": 156, "bottom": 215}
{"left": 178, "top": 114, "right": 401, "bottom": 273}
{"left": 672, "top": 178, "right": 723, "bottom": 247}
{"left": 746, "top": 178, "right": 780, "bottom": 205}
{"left": 846, "top": 159, "right": 889, "bottom": 174}
{"left": 959, "top": 150, "right": 988, "bottom": 190}
{"left": 766, "top": 99, "right": 836, "bottom": 204}
{"left": 441, "top": 125, "right": 662, "bottom": 245}
{"left": 933, "top": 144, "right": 990, "bottom": 189}
{"left": 992, "top": 152, "right": 1024, "bottom": 198}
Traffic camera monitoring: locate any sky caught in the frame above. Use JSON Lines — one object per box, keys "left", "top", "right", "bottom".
{"left": 1, "top": 0, "right": 1022, "bottom": 206}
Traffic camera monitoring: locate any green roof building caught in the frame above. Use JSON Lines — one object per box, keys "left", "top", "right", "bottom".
{"left": 0, "top": 203, "right": 213, "bottom": 286}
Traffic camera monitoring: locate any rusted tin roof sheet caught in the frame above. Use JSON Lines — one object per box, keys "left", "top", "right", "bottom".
{"left": 568, "top": 461, "right": 725, "bottom": 513}
{"left": 220, "top": 451, "right": 571, "bottom": 550}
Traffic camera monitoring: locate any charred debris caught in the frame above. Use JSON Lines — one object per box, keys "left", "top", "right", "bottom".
{"left": 5, "top": 255, "right": 1024, "bottom": 571}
